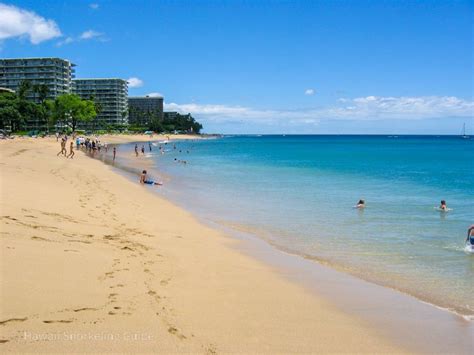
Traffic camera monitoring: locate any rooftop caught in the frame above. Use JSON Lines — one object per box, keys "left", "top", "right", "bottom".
{"left": 0, "top": 57, "right": 75, "bottom": 66}
{"left": 129, "top": 95, "right": 164, "bottom": 99}
{"left": 73, "top": 78, "right": 127, "bottom": 82}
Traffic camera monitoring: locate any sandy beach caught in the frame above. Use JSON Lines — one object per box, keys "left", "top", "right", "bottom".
{"left": 0, "top": 135, "right": 407, "bottom": 353}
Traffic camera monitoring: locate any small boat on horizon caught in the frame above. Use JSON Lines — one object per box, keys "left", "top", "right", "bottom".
{"left": 461, "top": 123, "right": 470, "bottom": 139}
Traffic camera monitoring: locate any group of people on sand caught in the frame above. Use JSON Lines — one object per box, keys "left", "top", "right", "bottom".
{"left": 56, "top": 135, "right": 75, "bottom": 159}
{"left": 80, "top": 137, "right": 108, "bottom": 154}
{"left": 56, "top": 133, "right": 117, "bottom": 161}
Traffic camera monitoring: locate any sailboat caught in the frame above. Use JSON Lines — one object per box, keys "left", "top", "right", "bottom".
{"left": 461, "top": 123, "right": 469, "bottom": 139}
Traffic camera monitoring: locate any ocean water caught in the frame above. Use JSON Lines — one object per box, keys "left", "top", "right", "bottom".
{"left": 127, "top": 135, "right": 474, "bottom": 317}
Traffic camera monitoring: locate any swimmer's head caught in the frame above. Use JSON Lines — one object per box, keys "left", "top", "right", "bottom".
{"left": 142, "top": 170, "right": 147, "bottom": 174}
{"left": 358, "top": 199, "right": 365, "bottom": 205}
{"left": 441, "top": 200, "right": 446, "bottom": 205}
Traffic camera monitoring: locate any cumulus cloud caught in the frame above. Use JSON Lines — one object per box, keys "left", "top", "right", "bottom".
{"left": 89, "top": 3, "right": 99, "bottom": 10}
{"left": 0, "top": 3, "right": 61, "bottom": 44}
{"left": 127, "top": 77, "right": 144, "bottom": 88}
{"left": 305, "top": 89, "right": 315, "bottom": 96}
{"left": 147, "top": 92, "right": 164, "bottom": 98}
{"left": 164, "top": 96, "right": 474, "bottom": 125}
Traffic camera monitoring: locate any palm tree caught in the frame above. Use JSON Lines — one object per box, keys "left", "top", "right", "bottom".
{"left": 33, "top": 84, "right": 50, "bottom": 130}
{"left": 18, "top": 80, "right": 31, "bottom": 100}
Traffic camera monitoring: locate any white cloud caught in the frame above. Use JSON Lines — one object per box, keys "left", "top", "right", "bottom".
{"left": 89, "top": 3, "right": 99, "bottom": 10}
{"left": 56, "top": 36, "right": 74, "bottom": 46}
{"left": 326, "top": 96, "right": 474, "bottom": 120}
{"left": 127, "top": 77, "right": 144, "bottom": 88}
{"left": 305, "top": 89, "right": 315, "bottom": 96}
{"left": 164, "top": 96, "right": 474, "bottom": 125}
{"left": 56, "top": 29, "right": 107, "bottom": 46}
{"left": 80, "top": 30, "right": 104, "bottom": 40}
{"left": 147, "top": 92, "right": 163, "bottom": 98}
{"left": 0, "top": 3, "right": 61, "bottom": 44}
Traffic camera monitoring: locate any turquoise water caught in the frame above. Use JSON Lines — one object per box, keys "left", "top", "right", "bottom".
{"left": 130, "top": 135, "right": 474, "bottom": 317}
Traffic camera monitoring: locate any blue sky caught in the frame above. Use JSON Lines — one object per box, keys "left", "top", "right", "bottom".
{"left": 0, "top": 0, "right": 472, "bottom": 133}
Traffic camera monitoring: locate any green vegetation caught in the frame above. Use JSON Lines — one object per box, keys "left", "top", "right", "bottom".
{"left": 0, "top": 80, "right": 203, "bottom": 134}
{"left": 47, "top": 94, "right": 96, "bottom": 131}
{"left": 0, "top": 80, "right": 96, "bottom": 133}
{"left": 130, "top": 110, "right": 203, "bottom": 134}
{"left": 163, "top": 113, "right": 203, "bottom": 133}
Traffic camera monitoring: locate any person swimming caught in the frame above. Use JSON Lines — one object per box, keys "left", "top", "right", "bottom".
{"left": 466, "top": 225, "right": 474, "bottom": 245}
{"left": 439, "top": 200, "right": 447, "bottom": 211}
{"left": 139, "top": 170, "right": 162, "bottom": 186}
{"left": 355, "top": 199, "right": 365, "bottom": 208}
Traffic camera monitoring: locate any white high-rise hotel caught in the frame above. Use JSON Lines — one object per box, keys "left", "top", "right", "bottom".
{"left": 0, "top": 57, "right": 129, "bottom": 126}
{"left": 73, "top": 78, "right": 129, "bottom": 126}
{"left": 0, "top": 57, "right": 75, "bottom": 101}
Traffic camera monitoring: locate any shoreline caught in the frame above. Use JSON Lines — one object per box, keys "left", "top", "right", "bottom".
{"left": 93, "top": 137, "right": 473, "bottom": 352}
{"left": 1, "top": 136, "right": 472, "bottom": 353}
{"left": 108, "top": 137, "right": 474, "bottom": 321}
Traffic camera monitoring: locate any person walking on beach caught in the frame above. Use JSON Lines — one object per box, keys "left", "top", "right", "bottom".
{"left": 57, "top": 138, "right": 67, "bottom": 157}
{"left": 55, "top": 132, "right": 59, "bottom": 142}
{"left": 113, "top": 147, "right": 116, "bottom": 161}
{"left": 141, "top": 145, "right": 145, "bottom": 155}
{"left": 148, "top": 142, "right": 152, "bottom": 152}
{"left": 67, "top": 141, "right": 75, "bottom": 159}
{"left": 135, "top": 144, "right": 139, "bottom": 157}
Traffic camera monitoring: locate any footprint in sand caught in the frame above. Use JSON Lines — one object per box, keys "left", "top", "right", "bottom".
{"left": 73, "top": 308, "right": 97, "bottom": 312}
{"left": 160, "top": 278, "right": 171, "bottom": 286}
{"left": 0, "top": 317, "right": 27, "bottom": 325}
{"left": 168, "top": 326, "right": 186, "bottom": 340}
{"left": 43, "top": 319, "right": 73, "bottom": 324}
{"left": 31, "top": 236, "right": 52, "bottom": 242}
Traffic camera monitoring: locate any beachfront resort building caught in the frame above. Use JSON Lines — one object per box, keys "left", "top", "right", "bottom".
{"left": 0, "top": 57, "right": 75, "bottom": 101}
{"left": 164, "top": 111, "right": 179, "bottom": 120}
{"left": 128, "top": 95, "right": 164, "bottom": 126}
{"left": 73, "top": 78, "right": 128, "bottom": 127}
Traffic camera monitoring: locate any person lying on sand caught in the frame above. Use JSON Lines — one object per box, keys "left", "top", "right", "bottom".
{"left": 139, "top": 170, "right": 162, "bottom": 186}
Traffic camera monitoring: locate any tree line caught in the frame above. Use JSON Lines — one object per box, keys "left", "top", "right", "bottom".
{"left": 0, "top": 80, "right": 97, "bottom": 133}
{"left": 129, "top": 109, "right": 203, "bottom": 134}
{"left": 0, "top": 80, "right": 203, "bottom": 134}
